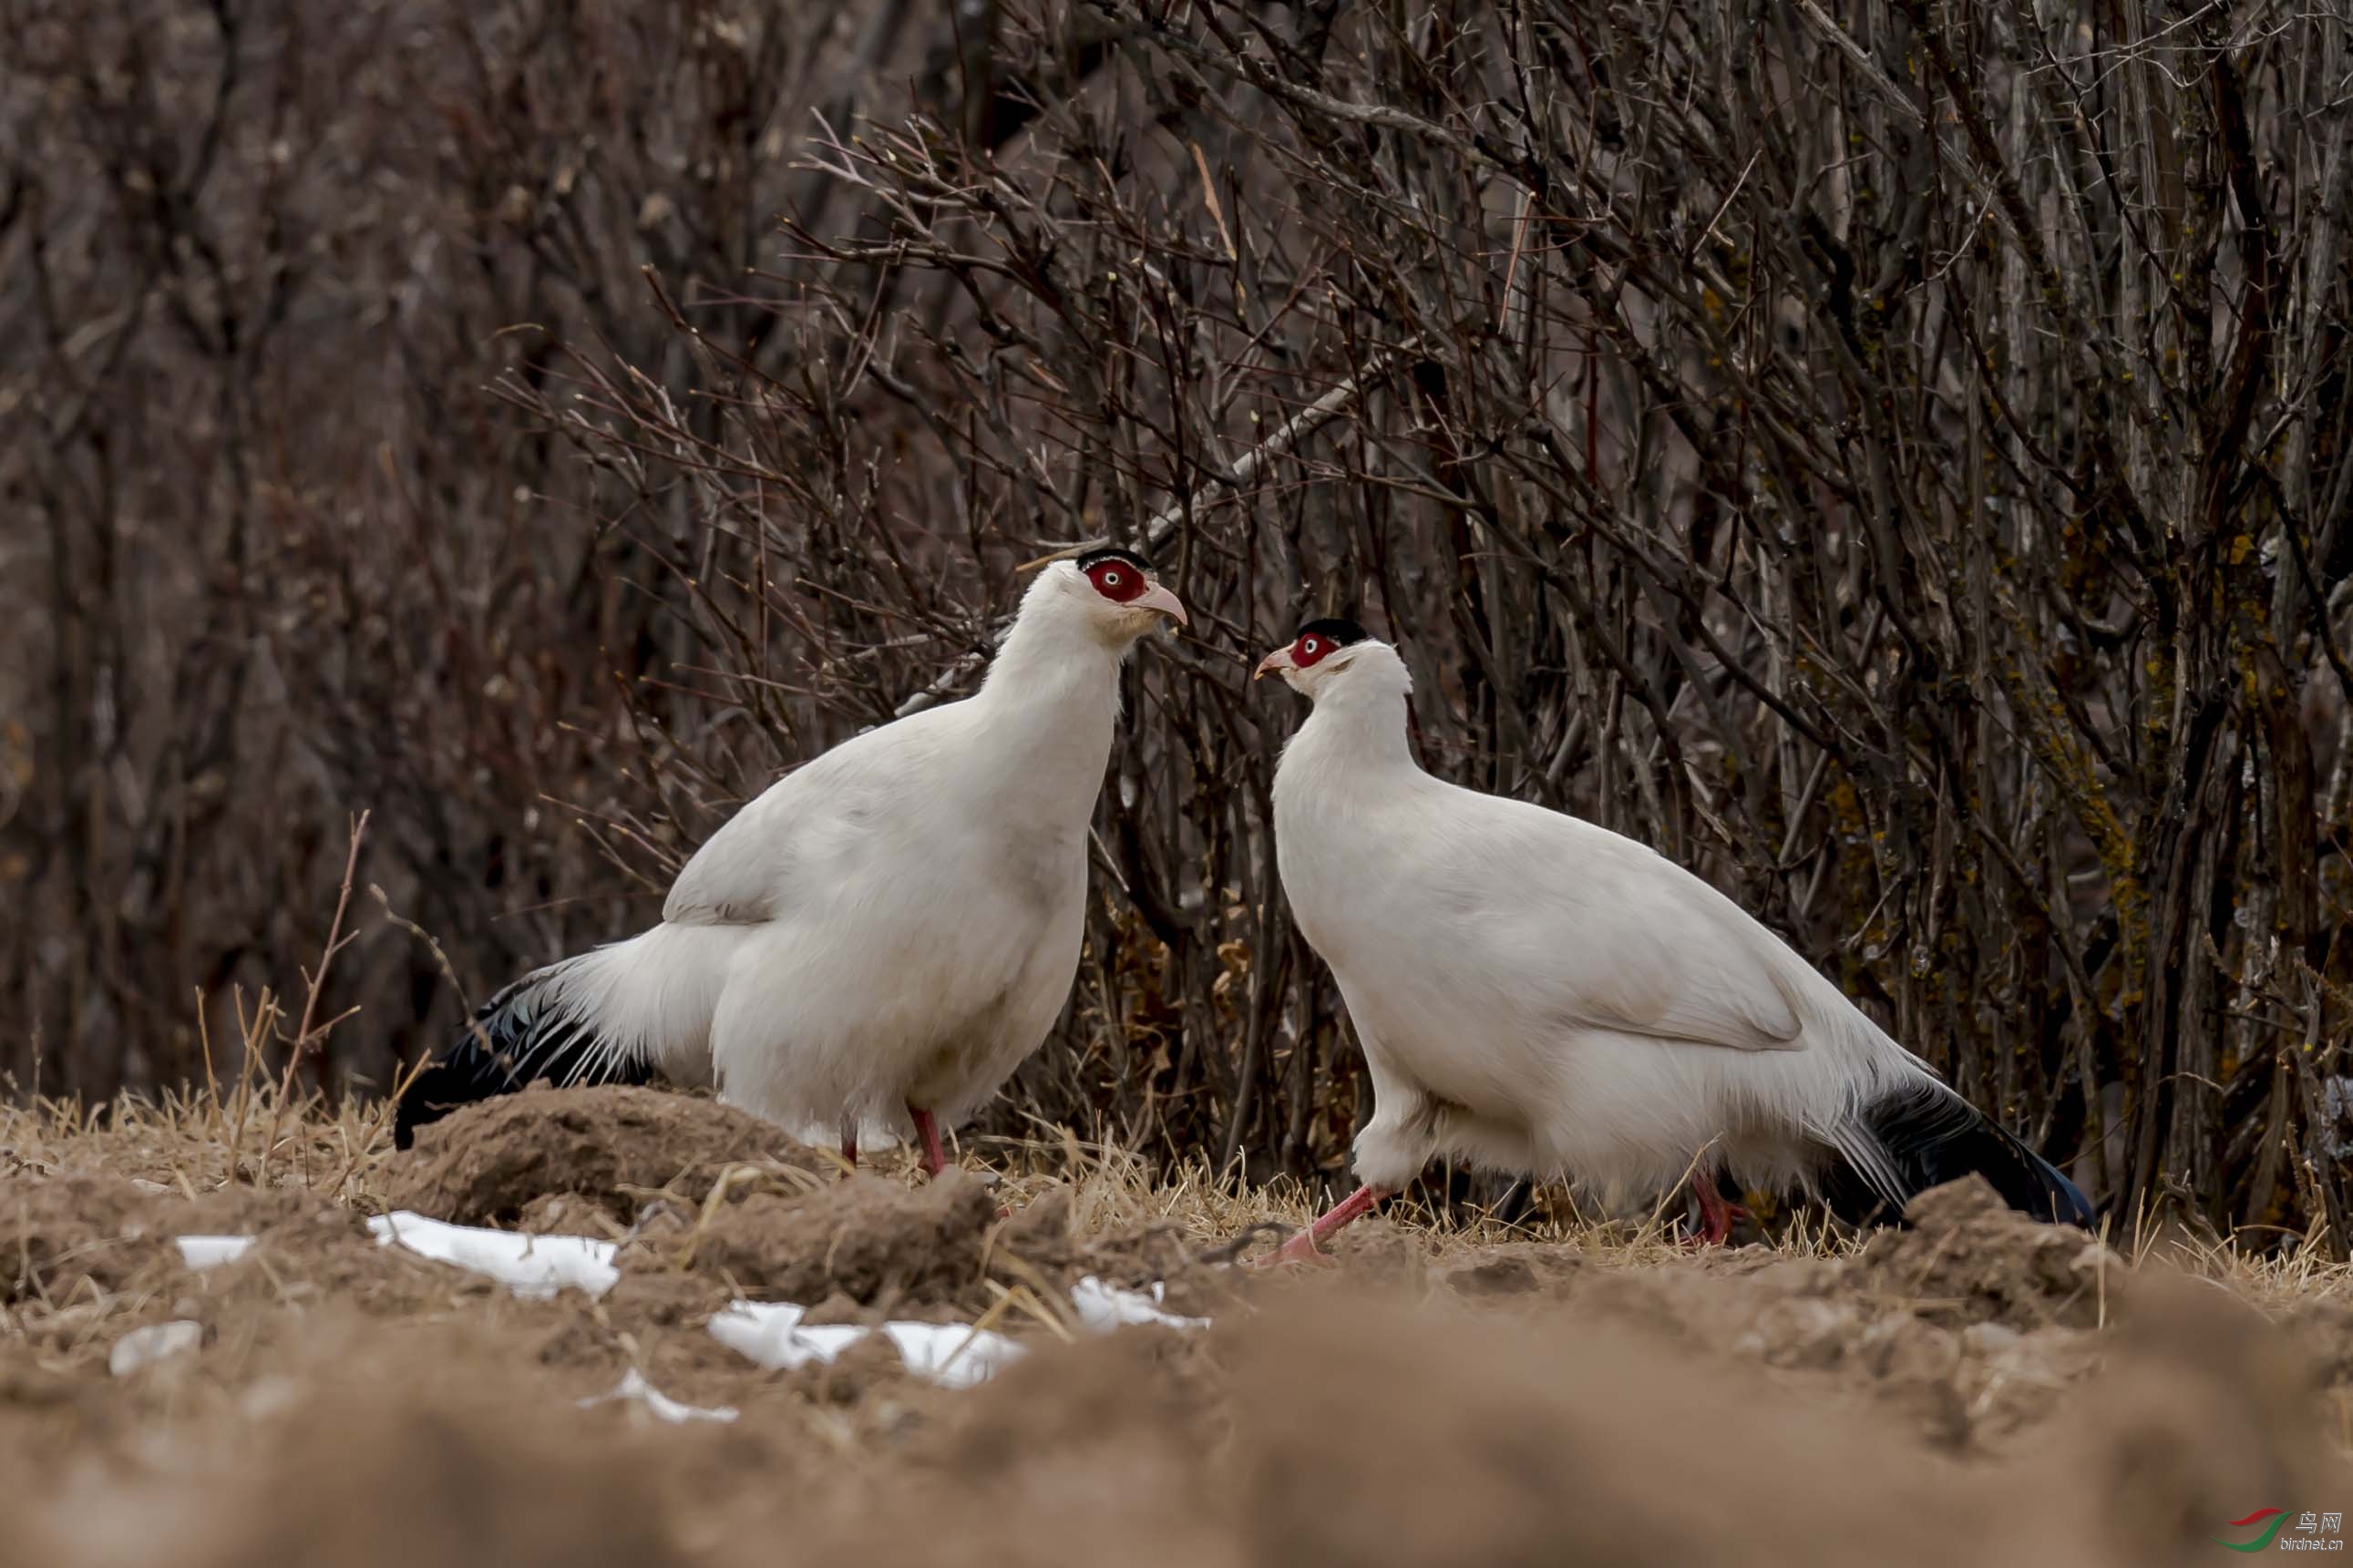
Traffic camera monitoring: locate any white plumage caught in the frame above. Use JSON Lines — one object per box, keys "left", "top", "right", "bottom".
{"left": 1253, "top": 619, "right": 2090, "bottom": 1256}
{"left": 397, "top": 551, "right": 1186, "bottom": 1167}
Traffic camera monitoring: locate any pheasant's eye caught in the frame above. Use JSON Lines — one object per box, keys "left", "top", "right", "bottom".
{"left": 1282, "top": 620, "right": 1364, "bottom": 671}
{"left": 1084, "top": 559, "right": 1147, "bottom": 602}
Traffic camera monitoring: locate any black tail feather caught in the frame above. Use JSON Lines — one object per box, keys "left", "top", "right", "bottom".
{"left": 1825, "top": 1080, "right": 2096, "bottom": 1231}
{"left": 393, "top": 965, "right": 653, "bottom": 1150}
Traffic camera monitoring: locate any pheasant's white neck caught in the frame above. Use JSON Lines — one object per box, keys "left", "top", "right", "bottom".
{"left": 1277, "top": 645, "right": 1422, "bottom": 808}
{"left": 967, "top": 585, "right": 1125, "bottom": 821}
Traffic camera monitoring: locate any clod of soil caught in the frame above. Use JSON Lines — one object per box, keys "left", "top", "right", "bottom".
{"left": 783, "top": 1281, "right": 2181, "bottom": 1567}
{"left": 3, "top": 1175, "right": 176, "bottom": 1304}
{"left": 1323, "top": 1215, "right": 1428, "bottom": 1292}
{"left": 1435, "top": 1246, "right": 1587, "bottom": 1299}
{"left": 383, "top": 1084, "right": 828, "bottom": 1225}
{"left": 1219, "top": 1288, "right": 2090, "bottom": 1568}
{"left": 986, "top": 1183, "right": 1232, "bottom": 1317}
{"left": 682, "top": 1171, "right": 998, "bottom": 1308}
{"left": 994, "top": 1184, "right": 1076, "bottom": 1264}
{"left": 2073, "top": 1274, "right": 2353, "bottom": 1567}
{"left": 169, "top": 1184, "right": 351, "bottom": 1236}
{"left": 1856, "top": 1173, "right": 2119, "bottom": 1328}
{"left": 42, "top": 1380, "right": 694, "bottom": 1568}
{"left": 869, "top": 1327, "right": 1230, "bottom": 1567}
{"left": 516, "top": 1192, "right": 624, "bottom": 1237}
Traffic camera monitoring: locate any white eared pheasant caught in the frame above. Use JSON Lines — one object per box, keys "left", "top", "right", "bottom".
{"left": 1253, "top": 618, "right": 2093, "bottom": 1261}
{"left": 396, "top": 549, "right": 1187, "bottom": 1172}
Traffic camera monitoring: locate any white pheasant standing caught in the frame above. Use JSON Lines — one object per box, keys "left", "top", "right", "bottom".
{"left": 396, "top": 549, "right": 1187, "bottom": 1173}
{"left": 1253, "top": 618, "right": 2092, "bottom": 1261}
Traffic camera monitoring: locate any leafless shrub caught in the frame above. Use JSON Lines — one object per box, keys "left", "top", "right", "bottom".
{"left": 9, "top": 0, "right": 2353, "bottom": 1244}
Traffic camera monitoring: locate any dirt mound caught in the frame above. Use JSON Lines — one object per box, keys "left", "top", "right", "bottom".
{"left": 14, "top": 1091, "right": 2353, "bottom": 1568}
{"left": 383, "top": 1084, "right": 828, "bottom": 1225}
{"left": 673, "top": 1171, "right": 998, "bottom": 1310}
{"left": 1856, "top": 1173, "right": 2118, "bottom": 1328}
{"left": 985, "top": 1183, "right": 1235, "bottom": 1321}
{"left": 2071, "top": 1275, "right": 2353, "bottom": 1568}
{"left": 2, "top": 1174, "right": 177, "bottom": 1304}
{"left": 1419, "top": 1231, "right": 2105, "bottom": 1453}
{"left": 1719, "top": 1278, "right": 2101, "bottom": 1450}
{"left": 169, "top": 1182, "right": 350, "bottom": 1236}
{"left": 834, "top": 1327, "right": 1234, "bottom": 1568}
{"left": 21, "top": 1251, "right": 2347, "bottom": 1568}
{"left": 213, "top": 1399, "right": 686, "bottom": 1568}
{"left": 516, "top": 1191, "right": 625, "bottom": 1236}
{"left": 989, "top": 1183, "right": 1083, "bottom": 1272}
{"left": 812, "top": 1275, "right": 2348, "bottom": 1568}
{"left": 1218, "top": 1287, "right": 2075, "bottom": 1566}
{"left": 1434, "top": 1245, "right": 1588, "bottom": 1299}
{"left": 27, "top": 1338, "right": 694, "bottom": 1568}
{"left": 768, "top": 1282, "right": 2117, "bottom": 1568}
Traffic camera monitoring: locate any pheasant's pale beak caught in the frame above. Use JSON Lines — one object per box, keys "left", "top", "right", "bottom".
{"left": 1253, "top": 647, "right": 1295, "bottom": 682}
{"left": 1137, "top": 582, "right": 1188, "bottom": 627}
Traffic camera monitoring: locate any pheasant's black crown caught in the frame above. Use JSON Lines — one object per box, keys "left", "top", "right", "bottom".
{"left": 1074, "top": 546, "right": 1153, "bottom": 575}
{"left": 1295, "top": 616, "right": 1371, "bottom": 646}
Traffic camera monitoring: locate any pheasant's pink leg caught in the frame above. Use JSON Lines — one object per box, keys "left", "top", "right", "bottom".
{"left": 1262, "top": 1184, "right": 1392, "bottom": 1266}
{"left": 908, "top": 1104, "right": 948, "bottom": 1178}
{"left": 838, "top": 1131, "right": 858, "bottom": 1182}
{"left": 1688, "top": 1176, "right": 1749, "bottom": 1245}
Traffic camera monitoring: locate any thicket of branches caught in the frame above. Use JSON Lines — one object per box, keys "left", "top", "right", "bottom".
{"left": 9, "top": 0, "right": 2353, "bottom": 1241}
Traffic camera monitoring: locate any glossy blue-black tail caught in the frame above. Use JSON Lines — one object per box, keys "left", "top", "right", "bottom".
{"left": 393, "top": 963, "right": 652, "bottom": 1149}
{"left": 1827, "top": 1080, "right": 2096, "bottom": 1230}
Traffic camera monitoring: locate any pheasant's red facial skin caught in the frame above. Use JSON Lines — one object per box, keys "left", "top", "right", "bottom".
{"left": 1287, "top": 617, "right": 1371, "bottom": 671}
{"left": 1084, "top": 559, "right": 1148, "bottom": 604}
{"left": 1070, "top": 547, "right": 1187, "bottom": 630}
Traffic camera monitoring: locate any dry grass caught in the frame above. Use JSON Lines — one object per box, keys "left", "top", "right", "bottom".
{"left": 11, "top": 1072, "right": 2351, "bottom": 1319}
{"left": 0, "top": 1081, "right": 391, "bottom": 1206}
{"left": 12, "top": 1072, "right": 2353, "bottom": 1568}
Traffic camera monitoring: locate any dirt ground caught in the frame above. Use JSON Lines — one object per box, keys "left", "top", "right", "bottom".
{"left": 5, "top": 1083, "right": 2352, "bottom": 1566}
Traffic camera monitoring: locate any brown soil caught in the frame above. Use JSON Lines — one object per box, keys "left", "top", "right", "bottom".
{"left": 1855, "top": 1173, "right": 2119, "bottom": 1328}
{"left": 5, "top": 1087, "right": 2353, "bottom": 1566}
{"left": 39, "top": 1353, "right": 697, "bottom": 1568}
{"left": 673, "top": 1172, "right": 997, "bottom": 1309}
{"left": 383, "top": 1083, "right": 830, "bottom": 1224}
{"left": 5, "top": 1173, "right": 183, "bottom": 1304}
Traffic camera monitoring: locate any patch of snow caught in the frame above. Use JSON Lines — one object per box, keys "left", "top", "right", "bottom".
{"left": 878, "top": 1321, "right": 1028, "bottom": 1389}
{"left": 174, "top": 1235, "right": 255, "bottom": 1270}
{"left": 705, "top": 1302, "right": 880, "bottom": 1374}
{"left": 707, "top": 1301, "right": 1027, "bottom": 1389}
{"left": 578, "top": 1368, "right": 737, "bottom": 1424}
{"left": 109, "top": 1320, "right": 202, "bottom": 1377}
{"left": 709, "top": 1277, "right": 1204, "bottom": 1389}
{"left": 366, "top": 1212, "right": 618, "bottom": 1301}
{"left": 331, "top": 1214, "right": 1208, "bottom": 1395}
{"left": 1069, "top": 1276, "right": 1210, "bottom": 1333}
